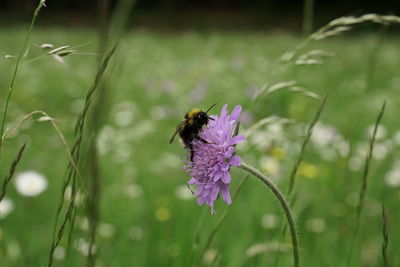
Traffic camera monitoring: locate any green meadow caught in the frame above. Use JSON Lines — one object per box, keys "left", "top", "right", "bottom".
{"left": 0, "top": 24, "right": 399, "bottom": 266}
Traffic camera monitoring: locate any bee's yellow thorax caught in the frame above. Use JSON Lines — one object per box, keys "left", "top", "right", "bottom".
{"left": 187, "top": 108, "right": 202, "bottom": 120}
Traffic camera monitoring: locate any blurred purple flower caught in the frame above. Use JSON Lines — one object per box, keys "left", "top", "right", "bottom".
{"left": 188, "top": 79, "right": 207, "bottom": 104}
{"left": 185, "top": 104, "right": 245, "bottom": 214}
{"left": 239, "top": 109, "right": 254, "bottom": 125}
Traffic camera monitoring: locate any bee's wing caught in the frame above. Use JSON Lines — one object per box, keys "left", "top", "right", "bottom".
{"left": 169, "top": 120, "right": 185, "bottom": 144}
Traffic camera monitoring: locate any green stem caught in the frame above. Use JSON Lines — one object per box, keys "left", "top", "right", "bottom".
{"left": 200, "top": 175, "right": 249, "bottom": 260}
{"left": 238, "top": 162, "right": 299, "bottom": 267}
{"left": 1, "top": 0, "right": 46, "bottom": 138}
{"left": 302, "top": 0, "right": 315, "bottom": 35}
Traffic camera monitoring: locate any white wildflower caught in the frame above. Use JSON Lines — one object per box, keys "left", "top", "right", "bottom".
{"left": 14, "top": 171, "right": 48, "bottom": 197}
{"left": 0, "top": 198, "right": 14, "bottom": 219}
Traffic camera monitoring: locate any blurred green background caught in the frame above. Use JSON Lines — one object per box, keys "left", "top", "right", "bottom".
{"left": 0, "top": 1, "right": 400, "bottom": 267}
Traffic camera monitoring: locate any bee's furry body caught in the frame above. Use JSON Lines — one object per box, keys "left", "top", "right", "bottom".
{"left": 170, "top": 105, "right": 216, "bottom": 161}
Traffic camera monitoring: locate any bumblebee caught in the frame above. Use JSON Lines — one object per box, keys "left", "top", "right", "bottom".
{"left": 170, "top": 103, "right": 217, "bottom": 161}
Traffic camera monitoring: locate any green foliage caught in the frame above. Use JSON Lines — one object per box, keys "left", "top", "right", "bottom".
{"left": 0, "top": 27, "right": 400, "bottom": 266}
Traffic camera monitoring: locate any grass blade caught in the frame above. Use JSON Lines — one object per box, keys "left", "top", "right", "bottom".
{"left": 0, "top": 143, "right": 26, "bottom": 201}
{"left": 381, "top": 204, "right": 389, "bottom": 267}
{"left": 288, "top": 93, "right": 328, "bottom": 194}
{"left": 356, "top": 101, "right": 386, "bottom": 219}
{"left": 347, "top": 100, "right": 386, "bottom": 266}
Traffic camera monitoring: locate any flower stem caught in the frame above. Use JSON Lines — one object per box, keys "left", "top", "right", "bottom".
{"left": 238, "top": 162, "right": 299, "bottom": 267}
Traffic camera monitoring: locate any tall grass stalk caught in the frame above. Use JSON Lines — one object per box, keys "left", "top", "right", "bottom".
{"left": 288, "top": 94, "right": 328, "bottom": 194}
{"left": 356, "top": 101, "right": 386, "bottom": 220}
{"left": 85, "top": 1, "right": 112, "bottom": 265}
{"left": 365, "top": 26, "right": 387, "bottom": 92}
{"left": 238, "top": 162, "right": 299, "bottom": 267}
{"left": 186, "top": 207, "right": 207, "bottom": 267}
{"left": 85, "top": 0, "right": 137, "bottom": 264}
{"left": 259, "top": 95, "right": 327, "bottom": 267}
{"left": 86, "top": 144, "right": 101, "bottom": 267}
{"left": 0, "top": 0, "right": 46, "bottom": 138}
{"left": 0, "top": 143, "right": 26, "bottom": 202}
{"left": 302, "top": 0, "right": 315, "bottom": 35}
{"left": 347, "top": 101, "right": 386, "bottom": 266}
{"left": 381, "top": 204, "right": 389, "bottom": 267}
{"left": 47, "top": 46, "right": 117, "bottom": 267}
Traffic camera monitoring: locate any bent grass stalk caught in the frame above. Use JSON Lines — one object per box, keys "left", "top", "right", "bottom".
{"left": 281, "top": 14, "right": 400, "bottom": 64}
{"left": 0, "top": 111, "right": 80, "bottom": 178}
{"left": 0, "top": 0, "right": 46, "bottom": 138}
{"left": 238, "top": 162, "right": 299, "bottom": 267}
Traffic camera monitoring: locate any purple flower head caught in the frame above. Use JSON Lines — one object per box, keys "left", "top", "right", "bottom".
{"left": 185, "top": 104, "right": 245, "bottom": 214}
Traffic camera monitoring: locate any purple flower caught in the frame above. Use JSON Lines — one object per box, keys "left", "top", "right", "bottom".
{"left": 185, "top": 104, "right": 245, "bottom": 214}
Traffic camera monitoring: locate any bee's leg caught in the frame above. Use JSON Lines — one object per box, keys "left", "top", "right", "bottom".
{"left": 189, "top": 143, "right": 195, "bottom": 161}
{"left": 194, "top": 136, "right": 209, "bottom": 144}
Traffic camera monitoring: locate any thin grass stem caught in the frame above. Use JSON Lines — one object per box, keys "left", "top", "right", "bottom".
{"left": 302, "top": 0, "right": 315, "bottom": 35}
{"left": 0, "top": 0, "right": 46, "bottom": 138}
{"left": 288, "top": 93, "right": 328, "bottom": 194}
{"left": 347, "top": 100, "right": 386, "bottom": 266}
{"left": 356, "top": 101, "right": 386, "bottom": 220}
{"left": 47, "top": 46, "right": 117, "bottom": 267}
{"left": 381, "top": 204, "right": 389, "bottom": 267}
{"left": 186, "top": 207, "right": 207, "bottom": 267}
{"left": 365, "top": 25, "right": 387, "bottom": 92}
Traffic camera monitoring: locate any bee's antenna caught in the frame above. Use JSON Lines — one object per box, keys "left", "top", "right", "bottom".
{"left": 205, "top": 103, "right": 217, "bottom": 114}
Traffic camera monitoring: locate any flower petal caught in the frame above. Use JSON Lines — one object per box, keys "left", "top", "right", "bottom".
{"left": 221, "top": 163, "right": 230, "bottom": 172}
{"left": 197, "top": 197, "right": 206, "bottom": 205}
{"left": 221, "top": 171, "right": 231, "bottom": 183}
{"left": 213, "top": 170, "right": 224, "bottom": 182}
{"left": 230, "top": 105, "right": 242, "bottom": 121}
{"left": 230, "top": 155, "right": 241, "bottom": 166}
{"left": 220, "top": 104, "right": 228, "bottom": 119}
{"left": 188, "top": 178, "right": 197, "bottom": 184}
{"left": 211, "top": 184, "right": 220, "bottom": 201}
{"left": 220, "top": 184, "right": 232, "bottom": 204}
{"left": 224, "top": 146, "right": 234, "bottom": 158}
{"left": 230, "top": 134, "right": 245, "bottom": 145}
